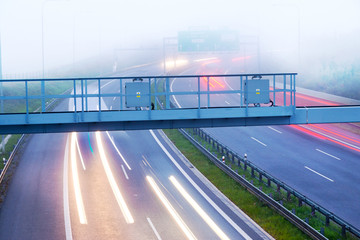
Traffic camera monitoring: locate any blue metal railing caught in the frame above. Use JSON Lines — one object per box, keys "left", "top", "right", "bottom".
{"left": 0, "top": 73, "right": 297, "bottom": 117}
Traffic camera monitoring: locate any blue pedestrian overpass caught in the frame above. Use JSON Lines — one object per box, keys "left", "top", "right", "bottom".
{"left": 0, "top": 73, "right": 359, "bottom": 134}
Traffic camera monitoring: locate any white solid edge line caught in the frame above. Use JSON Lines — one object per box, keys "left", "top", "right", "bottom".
{"left": 316, "top": 149, "right": 341, "bottom": 160}
{"left": 121, "top": 165, "right": 129, "bottom": 180}
{"left": 251, "top": 137, "right": 267, "bottom": 147}
{"left": 106, "top": 131, "right": 132, "bottom": 170}
{"left": 147, "top": 217, "right": 162, "bottom": 240}
{"left": 267, "top": 126, "right": 282, "bottom": 134}
{"left": 304, "top": 166, "right": 334, "bottom": 182}
{"left": 149, "top": 130, "right": 252, "bottom": 240}
{"left": 63, "top": 135, "right": 73, "bottom": 240}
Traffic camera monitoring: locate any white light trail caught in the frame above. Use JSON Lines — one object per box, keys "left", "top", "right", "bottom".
{"left": 75, "top": 134, "right": 86, "bottom": 170}
{"left": 169, "top": 176, "right": 230, "bottom": 240}
{"left": 194, "top": 57, "right": 218, "bottom": 62}
{"left": 71, "top": 132, "right": 87, "bottom": 224}
{"left": 146, "top": 176, "right": 196, "bottom": 240}
{"left": 96, "top": 131, "right": 134, "bottom": 224}
{"left": 106, "top": 131, "right": 132, "bottom": 170}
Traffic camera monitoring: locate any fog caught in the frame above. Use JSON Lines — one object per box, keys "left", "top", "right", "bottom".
{"left": 1, "top": 0, "right": 360, "bottom": 91}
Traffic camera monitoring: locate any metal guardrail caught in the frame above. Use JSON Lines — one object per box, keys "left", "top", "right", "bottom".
{"left": 0, "top": 135, "right": 24, "bottom": 185}
{"left": 182, "top": 128, "right": 360, "bottom": 239}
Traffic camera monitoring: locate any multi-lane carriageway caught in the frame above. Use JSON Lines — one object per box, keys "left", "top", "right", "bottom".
{"left": 0, "top": 61, "right": 359, "bottom": 238}
{"left": 0, "top": 68, "right": 274, "bottom": 239}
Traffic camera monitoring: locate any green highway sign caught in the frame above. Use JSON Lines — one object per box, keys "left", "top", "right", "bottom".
{"left": 178, "top": 30, "right": 239, "bottom": 52}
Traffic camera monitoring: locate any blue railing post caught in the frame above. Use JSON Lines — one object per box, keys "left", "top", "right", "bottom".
{"left": 240, "top": 76, "right": 243, "bottom": 107}
{"left": 0, "top": 82, "right": 3, "bottom": 114}
{"left": 293, "top": 74, "right": 296, "bottom": 109}
{"left": 166, "top": 77, "right": 170, "bottom": 109}
{"left": 25, "top": 81, "right": 29, "bottom": 123}
{"left": 290, "top": 74, "right": 293, "bottom": 107}
{"left": 273, "top": 75, "right": 276, "bottom": 106}
{"left": 283, "top": 74, "right": 286, "bottom": 106}
{"left": 148, "top": 78, "right": 151, "bottom": 119}
{"left": 98, "top": 79, "right": 101, "bottom": 120}
{"left": 85, "top": 79, "right": 88, "bottom": 111}
{"left": 245, "top": 76, "right": 248, "bottom": 116}
{"left": 120, "top": 78, "right": 123, "bottom": 110}
{"left": 81, "top": 79, "right": 84, "bottom": 120}
{"left": 207, "top": 77, "right": 210, "bottom": 108}
{"left": 197, "top": 77, "right": 201, "bottom": 117}
{"left": 154, "top": 78, "right": 157, "bottom": 110}
{"left": 41, "top": 80, "right": 45, "bottom": 113}
{"left": 73, "top": 79, "right": 77, "bottom": 122}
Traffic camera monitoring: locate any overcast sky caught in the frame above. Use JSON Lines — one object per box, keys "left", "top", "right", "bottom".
{"left": 0, "top": 0, "right": 359, "bottom": 75}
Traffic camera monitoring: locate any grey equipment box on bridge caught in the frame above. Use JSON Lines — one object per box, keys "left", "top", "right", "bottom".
{"left": 244, "top": 79, "right": 270, "bottom": 104}
{"left": 125, "top": 82, "right": 150, "bottom": 108}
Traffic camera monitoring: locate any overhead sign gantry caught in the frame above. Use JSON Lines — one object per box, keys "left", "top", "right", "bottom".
{"left": 0, "top": 73, "right": 359, "bottom": 134}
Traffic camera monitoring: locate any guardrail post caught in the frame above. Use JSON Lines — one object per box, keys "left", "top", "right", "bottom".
{"left": 311, "top": 206, "right": 316, "bottom": 216}
{"left": 325, "top": 215, "right": 330, "bottom": 226}
{"left": 342, "top": 225, "right": 346, "bottom": 236}
{"left": 259, "top": 173, "right": 262, "bottom": 182}
{"left": 267, "top": 178, "right": 271, "bottom": 187}
{"left": 287, "top": 191, "right": 291, "bottom": 201}
{"left": 298, "top": 198, "right": 303, "bottom": 207}
{"left": 251, "top": 167, "right": 255, "bottom": 177}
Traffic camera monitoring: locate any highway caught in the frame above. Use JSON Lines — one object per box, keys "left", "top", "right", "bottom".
{"left": 0, "top": 65, "right": 272, "bottom": 239}
{"left": 170, "top": 59, "right": 360, "bottom": 229}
